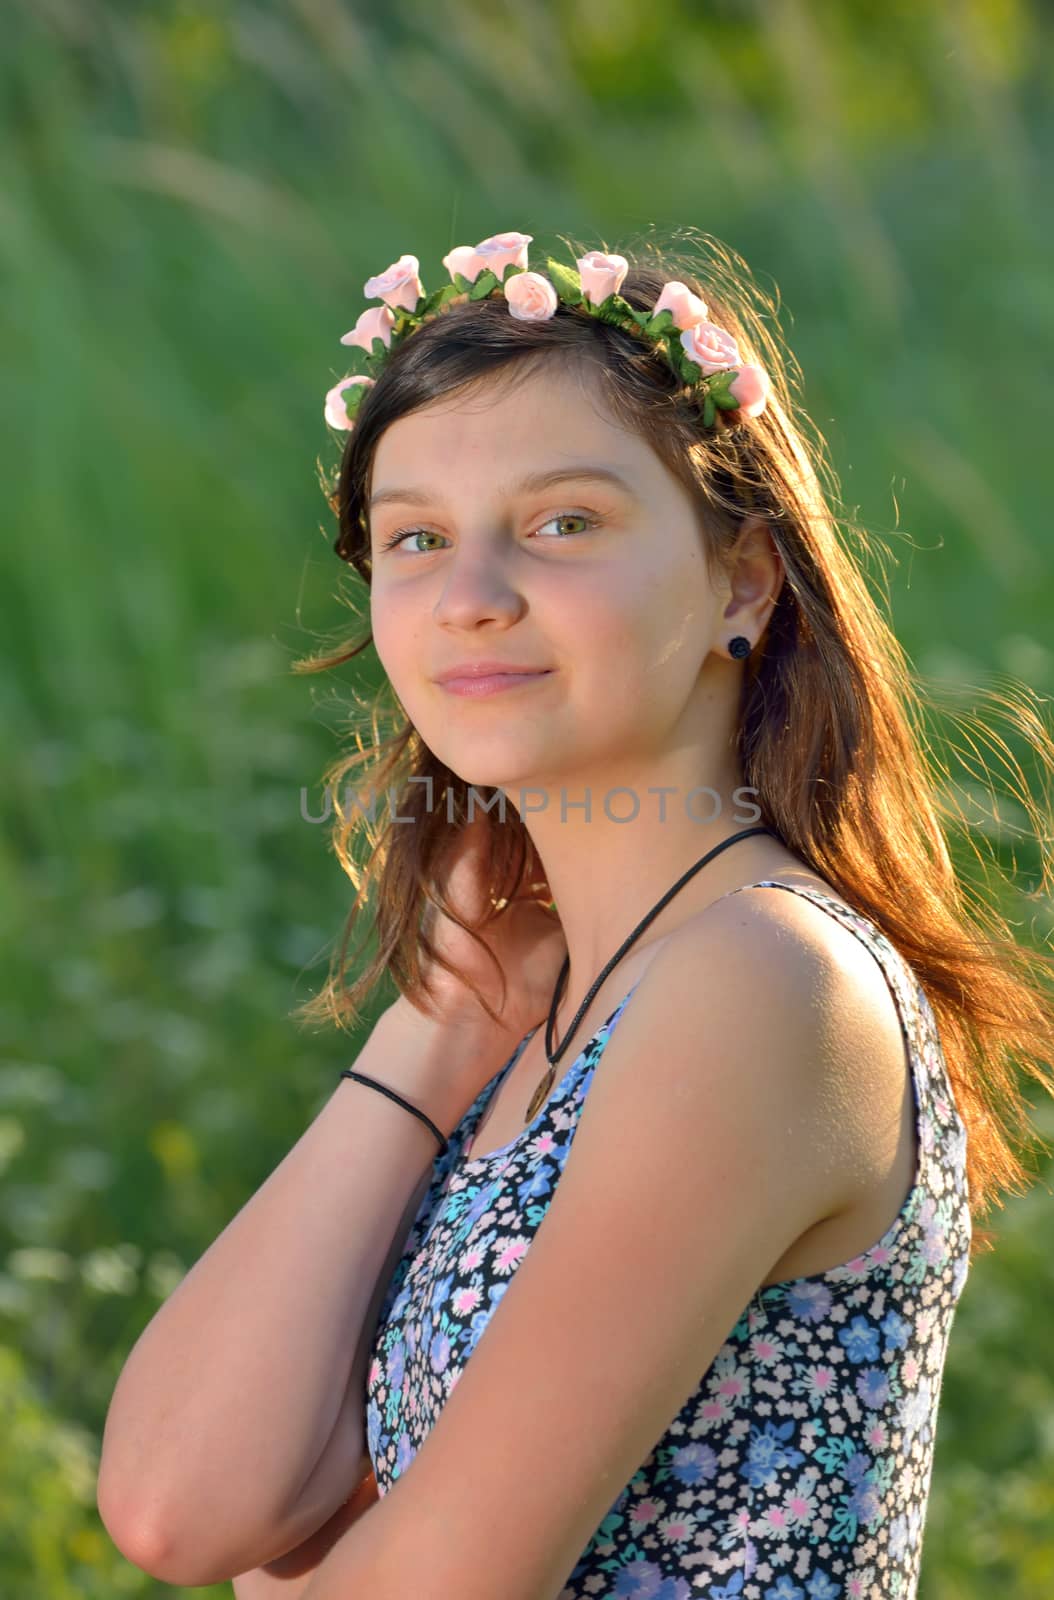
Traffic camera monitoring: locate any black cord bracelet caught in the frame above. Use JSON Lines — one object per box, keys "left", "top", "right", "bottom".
{"left": 340, "top": 1069, "right": 449, "bottom": 1157}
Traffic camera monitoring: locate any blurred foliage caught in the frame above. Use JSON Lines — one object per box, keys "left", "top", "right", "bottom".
{"left": 1, "top": 0, "right": 1052, "bottom": 1595}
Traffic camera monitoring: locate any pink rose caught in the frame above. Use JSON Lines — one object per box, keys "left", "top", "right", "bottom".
{"left": 362, "top": 254, "right": 423, "bottom": 314}
{"left": 442, "top": 244, "right": 485, "bottom": 284}
{"left": 504, "top": 271, "right": 558, "bottom": 322}
{"left": 340, "top": 304, "right": 396, "bottom": 354}
{"left": 653, "top": 280, "right": 709, "bottom": 330}
{"left": 680, "top": 320, "right": 741, "bottom": 374}
{"left": 473, "top": 230, "right": 533, "bottom": 281}
{"left": 577, "top": 251, "right": 628, "bottom": 307}
{"left": 728, "top": 363, "right": 770, "bottom": 417}
{"left": 323, "top": 375, "right": 375, "bottom": 430}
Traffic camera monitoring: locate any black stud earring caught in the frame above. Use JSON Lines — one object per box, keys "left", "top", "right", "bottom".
{"left": 728, "top": 635, "right": 752, "bottom": 660}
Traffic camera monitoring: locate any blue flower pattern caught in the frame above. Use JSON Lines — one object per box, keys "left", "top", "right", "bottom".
{"left": 364, "top": 883, "right": 972, "bottom": 1597}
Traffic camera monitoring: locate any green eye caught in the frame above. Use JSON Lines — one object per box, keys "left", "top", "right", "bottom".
{"left": 379, "top": 527, "right": 447, "bottom": 554}
{"left": 378, "top": 510, "right": 602, "bottom": 556}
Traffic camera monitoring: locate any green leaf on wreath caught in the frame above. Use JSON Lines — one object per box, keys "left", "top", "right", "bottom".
{"left": 708, "top": 370, "right": 741, "bottom": 410}
{"left": 680, "top": 355, "right": 702, "bottom": 385}
{"left": 468, "top": 268, "right": 500, "bottom": 300}
{"left": 645, "top": 309, "right": 676, "bottom": 336}
{"left": 703, "top": 393, "right": 716, "bottom": 427}
{"left": 418, "top": 283, "right": 455, "bottom": 316}
{"left": 344, "top": 386, "right": 367, "bottom": 423}
{"left": 606, "top": 293, "right": 638, "bottom": 320}
{"left": 545, "top": 257, "right": 584, "bottom": 304}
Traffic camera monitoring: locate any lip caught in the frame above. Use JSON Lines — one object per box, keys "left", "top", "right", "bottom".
{"left": 437, "top": 669, "right": 554, "bottom": 698}
{"left": 433, "top": 661, "right": 552, "bottom": 684}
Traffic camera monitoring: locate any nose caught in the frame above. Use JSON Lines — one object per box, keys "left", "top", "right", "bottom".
{"left": 432, "top": 548, "right": 527, "bottom": 630}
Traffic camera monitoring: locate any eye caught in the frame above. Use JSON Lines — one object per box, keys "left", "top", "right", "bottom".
{"left": 531, "top": 511, "right": 601, "bottom": 541}
{"left": 376, "top": 510, "right": 603, "bottom": 556}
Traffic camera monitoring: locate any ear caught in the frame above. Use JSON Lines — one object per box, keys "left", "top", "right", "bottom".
{"left": 719, "top": 514, "right": 784, "bottom": 649}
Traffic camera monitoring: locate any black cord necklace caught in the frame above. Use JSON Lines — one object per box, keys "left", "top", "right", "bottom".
{"left": 524, "top": 825, "right": 775, "bottom": 1122}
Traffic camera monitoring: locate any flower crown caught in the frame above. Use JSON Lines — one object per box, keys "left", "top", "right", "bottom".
{"left": 323, "top": 230, "right": 771, "bottom": 436}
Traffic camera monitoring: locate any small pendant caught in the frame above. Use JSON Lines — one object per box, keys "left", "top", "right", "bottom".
{"left": 524, "top": 1063, "right": 556, "bottom": 1123}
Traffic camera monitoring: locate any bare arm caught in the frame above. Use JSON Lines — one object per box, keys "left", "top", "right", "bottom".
{"left": 97, "top": 1000, "right": 513, "bottom": 1587}
{"left": 231, "top": 1465, "right": 380, "bottom": 1598}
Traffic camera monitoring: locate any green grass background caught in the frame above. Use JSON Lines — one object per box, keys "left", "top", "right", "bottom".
{"left": 1, "top": 1, "right": 1053, "bottom": 1594}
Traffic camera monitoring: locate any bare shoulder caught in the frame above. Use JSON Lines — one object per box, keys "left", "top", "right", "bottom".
{"left": 680, "top": 868, "right": 878, "bottom": 1001}
{"left": 579, "top": 887, "right": 867, "bottom": 1180}
{"left": 678, "top": 874, "right": 914, "bottom": 1224}
{"left": 691, "top": 871, "right": 899, "bottom": 1023}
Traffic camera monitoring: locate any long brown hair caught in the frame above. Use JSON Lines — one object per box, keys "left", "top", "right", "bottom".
{"left": 292, "top": 228, "right": 1054, "bottom": 1261}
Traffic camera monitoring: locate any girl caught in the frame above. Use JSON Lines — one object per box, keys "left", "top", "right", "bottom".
{"left": 99, "top": 230, "right": 1054, "bottom": 1599}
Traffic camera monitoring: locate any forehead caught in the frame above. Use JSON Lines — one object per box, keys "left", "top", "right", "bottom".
{"left": 369, "top": 364, "right": 656, "bottom": 490}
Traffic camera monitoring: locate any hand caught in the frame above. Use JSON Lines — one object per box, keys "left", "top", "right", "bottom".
{"left": 406, "top": 811, "right": 567, "bottom": 1049}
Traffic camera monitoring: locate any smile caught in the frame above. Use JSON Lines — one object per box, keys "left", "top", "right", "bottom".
{"left": 438, "top": 671, "right": 555, "bottom": 697}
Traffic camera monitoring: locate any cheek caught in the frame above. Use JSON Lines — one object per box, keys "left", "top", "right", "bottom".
{"left": 370, "top": 590, "right": 416, "bottom": 679}
{"left": 573, "top": 571, "right": 695, "bottom": 684}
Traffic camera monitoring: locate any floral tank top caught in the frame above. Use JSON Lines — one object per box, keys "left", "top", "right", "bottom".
{"left": 364, "top": 882, "right": 973, "bottom": 1598}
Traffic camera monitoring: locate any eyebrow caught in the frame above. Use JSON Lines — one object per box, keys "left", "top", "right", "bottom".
{"left": 368, "top": 464, "right": 638, "bottom": 512}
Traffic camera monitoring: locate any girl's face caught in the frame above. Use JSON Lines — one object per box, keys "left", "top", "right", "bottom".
{"left": 367, "top": 363, "right": 769, "bottom": 796}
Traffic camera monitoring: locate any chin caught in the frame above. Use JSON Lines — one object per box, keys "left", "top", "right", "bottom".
{"left": 444, "top": 763, "right": 529, "bottom": 795}
{"left": 433, "top": 750, "right": 548, "bottom": 804}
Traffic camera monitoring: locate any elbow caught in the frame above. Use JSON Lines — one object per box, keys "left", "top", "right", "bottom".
{"left": 95, "top": 1485, "right": 176, "bottom": 1584}
{"left": 99, "top": 1525, "right": 241, "bottom": 1588}
{"left": 95, "top": 1406, "right": 194, "bottom": 1582}
{"left": 96, "top": 1474, "right": 240, "bottom": 1587}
